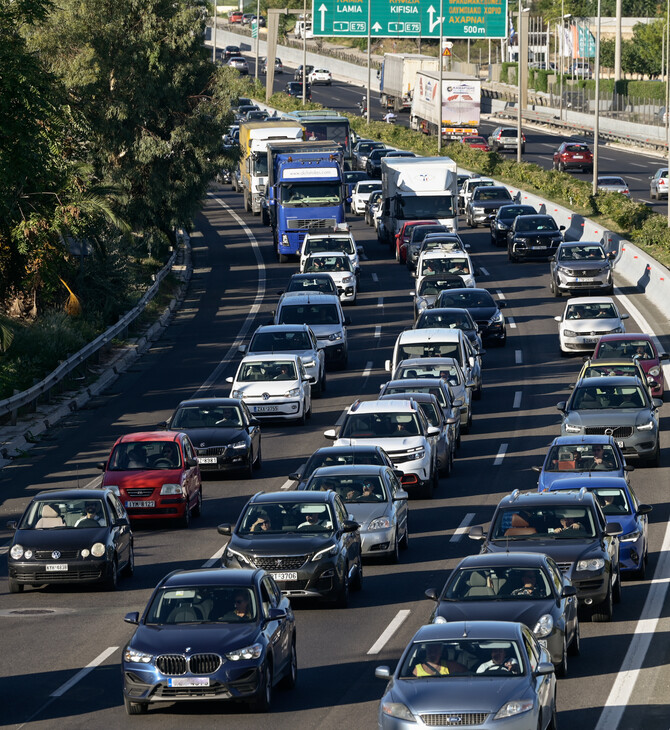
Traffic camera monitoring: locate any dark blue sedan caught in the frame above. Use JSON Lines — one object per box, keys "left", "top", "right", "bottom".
{"left": 122, "top": 568, "right": 296, "bottom": 714}
{"left": 548, "top": 476, "right": 651, "bottom": 578}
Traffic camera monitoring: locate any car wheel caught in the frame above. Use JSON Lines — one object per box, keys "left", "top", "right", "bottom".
{"left": 8, "top": 578, "right": 23, "bottom": 593}
{"left": 646, "top": 441, "right": 661, "bottom": 467}
{"left": 278, "top": 252, "right": 289, "bottom": 264}
{"left": 351, "top": 555, "right": 363, "bottom": 591}
{"left": 591, "top": 579, "right": 613, "bottom": 622}
{"left": 568, "top": 618, "right": 581, "bottom": 656}
{"left": 320, "top": 369, "right": 327, "bottom": 393}
{"left": 389, "top": 533, "right": 400, "bottom": 564}
{"left": 650, "top": 188, "right": 657, "bottom": 200}
{"left": 306, "top": 399, "right": 312, "bottom": 420}
{"left": 243, "top": 452, "right": 254, "bottom": 479}
{"left": 334, "top": 569, "right": 350, "bottom": 608}
{"left": 613, "top": 566, "right": 622, "bottom": 604}
{"left": 547, "top": 695, "right": 558, "bottom": 730}
{"left": 296, "top": 407, "right": 306, "bottom": 426}
{"left": 104, "top": 557, "right": 118, "bottom": 591}
{"left": 121, "top": 542, "right": 135, "bottom": 577}
{"left": 179, "top": 502, "right": 192, "bottom": 529}
{"left": 250, "top": 663, "right": 272, "bottom": 712}
{"left": 124, "top": 697, "right": 148, "bottom": 715}
{"left": 462, "top": 409, "right": 472, "bottom": 434}
{"left": 556, "top": 636, "right": 568, "bottom": 678}
{"left": 507, "top": 247, "right": 517, "bottom": 262}
{"left": 399, "top": 520, "right": 409, "bottom": 549}
{"left": 254, "top": 440, "right": 263, "bottom": 470}
{"left": 473, "top": 382, "right": 482, "bottom": 400}
{"left": 243, "top": 191, "right": 250, "bottom": 213}
{"left": 279, "top": 639, "right": 297, "bottom": 690}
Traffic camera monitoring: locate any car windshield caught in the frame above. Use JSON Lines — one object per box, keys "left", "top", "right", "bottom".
{"left": 280, "top": 182, "right": 341, "bottom": 207}
{"left": 473, "top": 189, "right": 512, "bottom": 201}
{"left": 410, "top": 226, "right": 447, "bottom": 244}
{"left": 303, "top": 450, "right": 385, "bottom": 477}
{"left": 238, "top": 360, "right": 297, "bottom": 382}
{"left": 357, "top": 142, "right": 384, "bottom": 155}
{"left": 592, "top": 487, "right": 631, "bottom": 515}
{"left": 398, "top": 196, "right": 455, "bottom": 218}
{"left": 306, "top": 474, "right": 387, "bottom": 502}
{"left": 417, "top": 311, "right": 471, "bottom": 329}
{"left": 384, "top": 385, "right": 447, "bottom": 407}
{"left": 420, "top": 258, "right": 470, "bottom": 276}
{"left": 398, "top": 640, "right": 524, "bottom": 678}
{"left": 368, "top": 149, "right": 390, "bottom": 161}
{"left": 286, "top": 276, "right": 336, "bottom": 294}
{"left": 250, "top": 330, "right": 312, "bottom": 351}
{"left": 515, "top": 216, "right": 558, "bottom": 232}
{"left": 443, "top": 567, "right": 551, "bottom": 601}
{"left": 544, "top": 444, "right": 620, "bottom": 472}
{"left": 571, "top": 385, "right": 646, "bottom": 410}
{"left": 341, "top": 412, "right": 421, "bottom": 438}
{"left": 19, "top": 499, "right": 108, "bottom": 529}
{"left": 566, "top": 144, "right": 588, "bottom": 152}
{"left": 436, "top": 291, "right": 494, "bottom": 308}
{"left": 468, "top": 180, "right": 495, "bottom": 192}
{"left": 558, "top": 246, "right": 606, "bottom": 261}
{"left": 145, "top": 586, "right": 258, "bottom": 624}
{"left": 171, "top": 405, "right": 243, "bottom": 429}
{"left": 356, "top": 182, "right": 382, "bottom": 194}
{"left": 491, "top": 506, "right": 597, "bottom": 539}
{"left": 399, "top": 342, "right": 460, "bottom": 360}
{"left": 238, "top": 502, "right": 335, "bottom": 534}
{"left": 417, "top": 279, "right": 463, "bottom": 296}
{"left": 304, "top": 255, "right": 353, "bottom": 273}
{"left": 565, "top": 303, "right": 617, "bottom": 320}
{"left": 108, "top": 441, "right": 182, "bottom": 470}
{"left": 279, "top": 303, "right": 340, "bottom": 325}
{"left": 583, "top": 363, "right": 642, "bottom": 379}
{"left": 499, "top": 205, "right": 535, "bottom": 220}
{"left": 596, "top": 340, "right": 655, "bottom": 359}
{"left": 344, "top": 171, "right": 367, "bottom": 184}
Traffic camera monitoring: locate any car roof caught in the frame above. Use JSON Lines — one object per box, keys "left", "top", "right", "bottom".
{"left": 597, "top": 332, "right": 653, "bottom": 343}
{"left": 420, "top": 307, "right": 473, "bottom": 318}
{"left": 347, "top": 399, "right": 418, "bottom": 414}
{"left": 548, "top": 434, "right": 617, "bottom": 446}
{"left": 161, "top": 568, "right": 260, "bottom": 588}
{"left": 239, "top": 353, "right": 302, "bottom": 364}
{"left": 380, "top": 391, "right": 440, "bottom": 405}
{"left": 384, "top": 379, "right": 446, "bottom": 389}
{"left": 558, "top": 240, "right": 603, "bottom": 247}
{"left": 310, "top": 464, "right": 388, "bottom": 477}
{"left": 396, "top": 357, "right": 459, "bottom": 367}
{"left": 289, "top": 273, "right": 335, "bottom": 281}
{"left": 575, "top": 375, "right": 645, "bottom": 387}
{"left": 117, "top": 431, "right": 181, "bottom": 443}
{"left": 565, "top": 296, "right": 615, "bottom": 305}
{"left": 252, "top": 490, "right": 333, "bottom": 505}
{"left": 412, "top": 620, "right": 523, "bottom": 643}
{"left": 279, "top": 292, "right": 341, "bottom": 305}
{"left": 310, "top": 444, "right": 384, "bottom": 455}
{"left": 397, "top": 328, "right": 463, "bottom": 343}
{"left": 253, "top": 324, "right": 312, "bottom": 333}
{"left": 34, "top": 488, "right": 120, "bottom": 501}
{"left": 497, "top": 490, "right": 598, "bottom": 508}
{"left": 548, "top": 476, "right": 629, "bottom": 491}
{"left": 421, "top": 250, "right": 470, "bottom": 260}
{"left": 175, "top": 397, "right": 242, "bottom": 408}
{"left": 456, "top": 552, "right": 553, "bottom": 569}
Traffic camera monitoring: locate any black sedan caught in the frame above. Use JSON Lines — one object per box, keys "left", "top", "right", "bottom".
{"left": 365, "top": 147, "right": 393, "bottom": 178}
{"left": 425, "top": 552, "right": 579, "bottom": 676}
{"left": 121, "top": 568, "right": 296, "bottom": 714}
{"left": 434, "top": 288, "right": 507, "bottom": 346}
{"left": 490, "top": 203, "right": 536, "bottom": 246}
{"left": 415, "top": 307, "right": 483, "bottom": 353}
{"left": 162, "top": 398, "right": 261, "bottom": 478}
{"left": 219, "top": 490, "right": 362, "bottom": 606}
{"left": 507, "top": 214, "right": 565, "bottom": 262}
{"left": 352, "top": 139, "right": 386, "bottom": 171}
{"left": 7, "top": 488, "right": 133, "bottom": 593}
{"left": 285, "top": 81, "right": 311, "bottom": 100}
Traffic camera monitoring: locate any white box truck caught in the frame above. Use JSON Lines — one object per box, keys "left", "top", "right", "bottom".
{"left": 380, "top": 54, "right": 440, "bottom": 112}
{"left": 409, "top": 70, "right": 481, "bottom": 140}
{"left": 377, "top": 156, "right": 459, "bottom": 245}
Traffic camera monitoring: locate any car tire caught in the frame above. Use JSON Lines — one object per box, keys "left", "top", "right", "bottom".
{"left": 279, "top": 639, "right": 297, "bottom": 690}
{"left": 334, "top": 569, "right": 350, "bottom": 608}
{"left": 179, "top": 502, "right": 192, "bottom": 529}
{"left": 399, "top": 522, "right": 409, "bottom": 550}
{"left": 635, "top": 551, "right": 648, "bottom": 581}
{"left": 296, "top": 408, "right": 306, "bottom": 426}
{"left": 192, "top": 488, "right": 203, "bottom": 517}
{"left": 556, "top": 636, "right": 568, "bottom": 678}
{"left": 122, "top": 542, "right": 135, "bottom": 578}
{"left": 473, "top": 381, "right": 482, "bottom": 400}
{"left": 320, "top": 369, "right": 327, "bottom": 393}
{"left": 547, "top": 696, "right": 558, "bottom": 730}
{"left": 254, "top": 440, "right": 263, "bottom": 470}
{"left": 645, "top": 441, "right": 661, "bottom": 467}
{"left": 8, "top": 578, "right": 23, "bottom": 593}
{"left": 550, "top": 278, "right": 561, "bottom": 297}
{"left": 278, "top": 252, "right": 289, "bottom": 264}
{"left": 243, "top": 191, "right": 250, "bottom": 213}
{"left": 389, "top": 533, "right": 400, "bottom": 564}
{"left": 507, "top": 247, "right": 518, "bottom": 262}
{"left": 613, "top": 567, "right": 622, "bottom": 604}
{"left": 124, "top": 697, "right": 148, "bottom": 715}
{"left": 351, "top": 555, "right": 363, "bottom": 591}
{"left": 104, "top": 557, "right": 118, "bottom": 591}
{"left": 591, "top": 579, "right": 613, "bottom": 622}
{"left": 568, "top": 618, "right": 580, "bottom": 656}
{"left": 250, "top": 664, "right": 272, "bottom": 712}
{"left": 650, "top": 188, "right": 657, "bottom": 200}
{"left": 462, "top": 409, "right": 472, "bottom": 434}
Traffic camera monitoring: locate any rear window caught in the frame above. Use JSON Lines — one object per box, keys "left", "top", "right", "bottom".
{"left": 279, "top": 303, "right": 340, "bottom": 325}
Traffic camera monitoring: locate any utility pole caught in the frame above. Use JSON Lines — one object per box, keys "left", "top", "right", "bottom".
{"left": 437, "top": 0, "right": 444, "bottom": 154}
{"left": 302, "top": 0, "right": 307, "bottom": 105}
{"left": 212, "top": 1, "right": 217, "bottom": 64}
{"left": 592, "top": 0, "right": 601, "bottom": 196}
{"left": 614, "top": 0, "right": 622, "bottom": 81}
{"left": 367, "top": 0, "right": 371, "bottom": 123}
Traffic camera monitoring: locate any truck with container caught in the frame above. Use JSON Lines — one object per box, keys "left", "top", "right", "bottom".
{"left": 380, "top": 53, "right": 440, "bottom": 112}
{"left": 239, "top": 121, "right": 304, "bottom": 215}
{"left": 284, "top": 110, "right": 352, "bottom": 164}
{"left": 409, "top": 70, "right": 481, "bottom": 140}
{"left": 265, "top": 141, "right": 345, "bottom": 262}
{"left": 377, "top": 157, "right": 459, "bottom": 247}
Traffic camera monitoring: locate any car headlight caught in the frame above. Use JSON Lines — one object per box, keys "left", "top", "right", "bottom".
{"left": 368, "top": 517, "right": 392, "bottom": 530}
{"left": 225, "top": 546, "right": 252, "bottom": 565}
{"left": 312, "top": 544, "right": 338, "bottom": 561}
{"left": 496, "top": 221, "right": 508, "bottom": 229}
{"left": 81, "top": 549, "right": 90, "bottom": 558}
{"left": 488, "top": 310, "right": 504, "bottom": 324}
{"left": 381, "top": 702, "right": 416, "bottom": 721}
{"left": 342, "top": 275, "right": 354, "bottom": 284}
{"left": 404, "top": 447, "right": 426, "bottom": 461}
{"left": 648, "top": 366, "right": 661, "bottom": 377}
{"left": 564, "top": 423, "right": 582, "bottom": 433}
{"left": 281, "top": 234, "right": 289, "bottom": 244}
{"left": 231, "top": 389, "right": 243, "bottom": 399}
{"left": 226, "top": 642, "right": 263, "bottom": 661}
{"left": 124, "top": 648, "right": 154, "bottom": 664}
{"left": 285, "top": 388, "right": 301, "bottom": 398}
{"left": 105, "top": 485, "right": 120, "bottom": 496}
{"left": 576, "top": 558, "right": 605, "bottom": 571}
{"left": 611, "top": 327, "right": 624, "bottom": 334}
{"left": 416, "top": 297, "right": 427, "bottom": 310}
{"left": 621, "top": 529, "right": 641, "bottom": 543}
{"left": 515, "top": 237, "right": 530, "bottom": 244}
{"left": 10, "top": 544, "right": 24, "bottom": 560}
{"left": 24, "top": 549, "right": 33, "bottom": 559}
{"left": 160, "top": 484, "right": 183, "bottom": 495}
{"left": 328, "top": 331, "right": 343, "bottom": 341}
{"left": 533, "top": 614, "right": 554, "bottom": 638}
{"left": 302, "top": 359, "right": 316, "bottom": 368}
{"left": 91, "top": 542, "right": 106, "bottom": 558}
{"left": 494, "top": 699, "right": 534, "bottom": 720}
{"left": 563, "top": 329, "right": 578, "bottom": 337}
{"left": 231, "top": 440, "right": 247, "bottom": 449}
{"left": 433, "top": 615, "right": 447, "bottom": 624}
{"left": 637, "top": 421, "right": 655, "bottom": 431}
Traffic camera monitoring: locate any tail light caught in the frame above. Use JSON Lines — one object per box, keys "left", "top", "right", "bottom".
{"left": 623, "top": 189, "right": 629, "bottom": 194}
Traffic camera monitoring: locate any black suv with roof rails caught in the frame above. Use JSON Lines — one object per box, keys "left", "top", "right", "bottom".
{"left": 469, "top": 489, "right": 622, "bottom": 622}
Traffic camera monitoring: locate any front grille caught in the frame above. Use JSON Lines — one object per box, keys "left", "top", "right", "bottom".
{"left": 565, "top": 269, "right": 601, "bottom": 277}
{"left": 158, "top": 683, "right": 229, "bottom": 699}
{"left": 34, "top": 550, "right": 80, "bottom": 560}
{"left": 190, "top": 654, "right": 222, "bottom": 674}
{"left": 14, "top": 567, "right": 103, "bottom": 581}
{"left": 421, "top": 713, "right": 489, "bottom": 726}
{"left": 286, "top": 218, "right": 337, "bottom": 230}
{"left": 157, "top": 655, "right": 187, "bottom": 675}
{"left": 126, "top": 488, "right": 154, "bottom": 498}
{"left": 585, "top": 426, "right": 633, "bottom": 438}
{"left": 557, "top": 562, "right": 572, "bottom": 574}
{"left": 254, "top": 555, "right": 308, "bottom": 570}
{"left": 195, "top": 447, "right": 227, "bottom": 457}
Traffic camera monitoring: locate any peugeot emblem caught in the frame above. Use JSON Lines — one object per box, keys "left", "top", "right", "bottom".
{"left": 52, "top": 551, "right": 61, "bottom": 560}
{"left": 605, "top": 428, "right": 614, "bottom": 436}
{"left": 200, "top": 442, "right": 206, "bottom": 448}
{"left": 262, "top": 392, "right": 270, "bottom": 400}
{"left": 276, "top": 558, "right": 283, "bottom": 566}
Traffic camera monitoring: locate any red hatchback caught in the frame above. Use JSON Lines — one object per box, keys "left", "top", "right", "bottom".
{"left": 593, "top": 333, "right": 668, "bottom": 398}
{"left": 394, "top": 219, "right": 438, "bottom": 263}
{"left": 99, "top": 432, "right": 202, "bottom": 527}
{"left": 553, "top": 141, "right": 593, "bottom": 173}
{"left": 228, "top": 10, "right": 243, "bottom": 23}
{"left": 460, "top": 135, "right": 491, "bottom": 151}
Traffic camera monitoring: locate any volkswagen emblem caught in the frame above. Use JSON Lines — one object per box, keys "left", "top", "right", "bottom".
{"left": 605, "top": 428, "right": 614, "bottom": 436}
{"left": 262, "top": 392, "right": 270, "bottom": 400}
{"left": 52, "top": 550, "right": 61, "bottom": 560}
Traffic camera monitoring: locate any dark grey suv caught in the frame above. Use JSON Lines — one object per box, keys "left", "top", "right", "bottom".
{"left": 550, "top": 241, "right": 614, "bottom": 296}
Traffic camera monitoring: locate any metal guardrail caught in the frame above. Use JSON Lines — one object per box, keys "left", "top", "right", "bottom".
{"left": 0, "top": 246, "right": 180, "bottom": 424}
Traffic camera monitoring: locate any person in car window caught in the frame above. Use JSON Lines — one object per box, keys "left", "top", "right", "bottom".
{"left": 251, "top": 512, "right": 273, "bottom": 532}
{"left": 75, "top": 502, "right": 104, "bottom": 527}
{"left": 553, "top": 516, "right": 584, "bottom": 533}
{"left": 634, "top": 345, "right": 650, "bottom": 359}
{"left": 273, "top": 364, "right": 292, "bottom": 380}
{"left": 221, "top": 591, "right": 253, "bottom": 621}
{"left": 587, "top": 444, "right": 616, "bottom": 470}
{"left": 511, "top": 570, "right": 543, "bottom": 597}
{"left": 127, "top": 445, "right": 147, "bottom": 469}
{"left": 477, "top": 647, "right": 519, "bottom": 674}
{"left": 413, "top": 643, "right": 468, "bottom": 676}
{"left": 298, "top": 508, "right": 331, "bottom": 529}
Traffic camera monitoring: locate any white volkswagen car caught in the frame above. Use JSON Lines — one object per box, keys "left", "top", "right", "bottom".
{"left": 300, "top": 229, "right": 361, "bottom": 272}
{"left": 415, "top": 250, "right": 476, "bottom": 289}
{"left": 554, "top": 296, "right": 629, "bottom": 355}
{"left": 226, "top": 353, "right": 313, "bottom": 424}
{"left": 351, "top": 180, "right": 382, "bottom": 216}
{"left": 300, "top": 252, "right": 358, "bottom": 304}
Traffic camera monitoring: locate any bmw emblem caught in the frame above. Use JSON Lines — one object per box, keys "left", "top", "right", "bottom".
{"left": 185, "top": 647, "right": 192, "bottom": 654}
{"left": 262, "top": 392, "right": 270, "bottom": 400}
{"left": 52, "top": 551, "right": 61, "bottom": 560}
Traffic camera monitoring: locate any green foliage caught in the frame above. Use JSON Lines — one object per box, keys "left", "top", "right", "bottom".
{"left": 534, "top": 70, "right": 550, "bottom": 93}
{"left": 595, "top": 192, "right": 653, "bottom": 229}
{"left": 501, "top": 62, "right": 517, "bottom": 85}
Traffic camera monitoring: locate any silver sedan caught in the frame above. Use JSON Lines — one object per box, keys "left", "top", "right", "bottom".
{"left": 596, "top": 175, "right": 630, "bottom": 198}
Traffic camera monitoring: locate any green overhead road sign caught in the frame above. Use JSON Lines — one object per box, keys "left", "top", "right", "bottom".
{"left": 312, "top": 0, "right": 507, "bottom": 38}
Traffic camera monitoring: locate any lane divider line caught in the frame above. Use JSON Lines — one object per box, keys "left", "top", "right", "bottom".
{"left": 508, "top": 316, "right": 517, "bottom": 329}
{"left": 362, "top": 361, "right": 373, "bottom": 378}
{"left": 515, "top": 350, "right": 523, "bottom": 364}
{"left": 51, "top": 646, "right": 118, "bottom": 697}
{"left": 367, "top": 609, "right": 412, "bottom": 655}
{"left": 202, "top": 544, "right": 227, "bottom": 568}
{"left": 494, "top": 443, "right": 508, "bottom": 465}
{"left": 377, "top": 297, "right": 384, "bottom": 308}
{"left": 450, "top": 513, "right": 475, "bottom": 543}
{"left": 480, "top": 266, "right": 490, "bottom": 276}
{"left": 513, "top": 391, "right": 522, "bottom": 409}
{"left": 280, "top": 479, "right": 294, "bottom": 490}
{"left": 374, "top": 326, "right": 381, "bottom": 338}
{"left": 495, "top": 289, "right": 505, "bottom": 300}
{"left": 371, "top": 273, "right": 379, "bottom": 283}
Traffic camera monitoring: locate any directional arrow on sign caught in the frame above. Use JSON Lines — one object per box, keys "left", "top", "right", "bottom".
{"left": 372, "top": 21, "right": 382, "bottom": 32}
{"left": 427, "top": 5, "right": 444, "bottom": 33}
{"left": 319, "top": 3, "right": 327, "bottom": 31}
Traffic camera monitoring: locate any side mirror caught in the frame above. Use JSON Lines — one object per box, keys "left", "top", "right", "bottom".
{"left": 624, "top": 464, "right": 635, "bottom": 472}
{"left": 608, "top": 250, "right": 617, "bottom": 259}
{"left": 426, "top": 426, "right": 440, "bottom": 436}
{"left": 186, "top": 458, "right": 198, "bottom": 468}
{"left": 375, "top": 666, "right": 391, "bottom": 680}
{"left": 468, "top": 356, "right": 475, "bottom": 368}
{"left": 266, "top": 607, "right": 287, "bottom": 621}
{"left": 307, "top": 375, "right": 317, "bottom": 384}
{"left": 556, "top": 401, "right": 566, "bottom": 412}
{"left": 446, "top": 416, "right": 459, "bottom": 425}
{"left": 468, "top": 525, "right": 485, "bottom": 541}
{"left": 535, "top": 661, "right": 555, "bottom": 676}
{"left": 605, "top": 522, "right": 623, "bottom": 537}
{"left": 226, "top": 376, "right": 234, "bottom": 383}
{"left": 96, "top": 461, "right": 107, "bottom": 471}
{"left": 288, "top": 472, "right": 301, "bottom": 481}
{"left": 157, "top": 420, "right": 169, "bottom": 430}
{"left": 384, "top": 360, "right": 391, "bottom": 372}
{"left": 394, "top": 489, "right": 409, "bottom": 501}
{"left": 636, "top": 503, "right": 652, "bottom": 516}
{"left": 531, "top": 465, "right": 542, "bottom": 473}
{"left": 238, "top": 345, "right": 247, "bottom": 354}
{"left": 561, "top": 585, "right": 577, "bottom": 598}
{"left": 217, "top": 523, "right": 232, "bottom": 536}
{"left": 453, "top": 398, "right": 464, "bottom": 408}
{"left": 652, "top": 398, "right": 663, "bottom": 409}
{"left": 342, "top": 519, "right": 360, "bottom": 533}
{"left": 323, "top": 428, "right": 338, "bottom": 440}
{"left": 465, "top": 379, "right": 476, "bottom": 389}
{"left": 249, "top": 418, "right": 261, "bottom": 426}
{"left": 498, "top": 301, "right": 506, "bottom": 308}
{"left": 659, "top": 352, "right": 669, "bottom": 360}
{"left": 424, "top": 588, "right": 438, "bottom": 601}
{"left": 554, "top": 315, "right": 562, "bottom": 322}
{"left": 549, "top": 255, "right": 555, "bottom": 262}
{"left": 393, "top": 469, "right": 405, "bottom": 479}
{"left": 408, "top": 291, "right": 415, "bottom": 297}
{"left": 559, "top": 225, "right": 566, "bottom": 231}
{"left": 621, "top": 313, "right": 629, "bottom": 320}
{"left": 124, "top": 612, "right": 140, "bottom": 625}
{"left": 6, "top": 520, "right": 17, "bottom": 530}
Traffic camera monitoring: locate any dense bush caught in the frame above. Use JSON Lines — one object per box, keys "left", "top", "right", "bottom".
{"left": 595, "top": 192, "right": 653, "bottom": 229}
{"left": 501, "top": 62, "right": 517, "bottom": 85}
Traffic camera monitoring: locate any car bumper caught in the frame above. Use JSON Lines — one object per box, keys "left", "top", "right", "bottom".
{"left": 568, "top": 569, "right": 611, "bottom": 604}
{"left": 9, "top": 558, "right": 111, "bottom": 585}
{"left": 379, "top": 708, "right": 542, "bottom": 729}
{"left": 337, "top": 286, "right": 357, "bottom": 303}
{"left": 556, "top": 273, "right": 611, "bottom": 293}
{"left": 196, "top": 451, "right": 252, "bottom": 472}
{"left": 361, "top": 526, "right": 397, "bottom": 556}
{"left": 511, "top": 243, "right": 560, "bottom": 259}
{"left": 318, "top": 340, "right": 347, "bottom": 365}
{"left": 619, "top": 538, "right": 645, "bottom": 573}
{"left": 561, "top": 160, "right": 592, "bottom": 169}
{"left": 244, "top": 398, "right": 305, "bottom": 420}
{"left": 124, "top": 496, "right": 188, "bottom": 520}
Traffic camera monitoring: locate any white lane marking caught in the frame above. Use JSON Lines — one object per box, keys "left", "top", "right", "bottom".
{"left": 450, "top": 513, "right": 475, "bottom": 543}
{"left": 51, "top": 646, "right": 118, "bottom": 697}
{"left": 362, "top": 361, "right": 373, "bottom": 378}
{"left": 377, "top": 297, "right": 384, "bottom": 308}
{"left": 280, "top": 479, "right": 294, "bottom": 490}
{"left": 371, "top": 272, "right": 379, "bottom": 283}
{"left": 508, "top": 316, "right": 517, "bottom": 329}
{"left": 479, "top": 266, "right": 490, "bottom": 276}
{"left": 374, "top": 326, "right": 381, "bottom": 338}
{"left": 515, "top": 349, "right": 523, "bottom": 364}
{"left": 194, "top": 197, "right": 266, "bottom": 395}
{"left": 513, "top": 391, "right": 522, "bottom": 409}
{"left": 367, "top": 609, "right": 412, "bottom": 655}
{"left": 495, "top": 289, "right": 505, "bottom": 300}
{"left": 360, "top": 251, "right": 368, "bottom": 261}
{"left": 494, "top": 443, "right": 508, "bottom": 465}
{"left": 0, "top": 545, "right": 9, "bottom": 555}
{"left": 594, "top": 518, "right": 670, "bottom": 730}
{"left": 639, "top": 199, "right": 655, "bottom": 205}
{"left": 202, "top": 544, "right": 227, "bottom": 568}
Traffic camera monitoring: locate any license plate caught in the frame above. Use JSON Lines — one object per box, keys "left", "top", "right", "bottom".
{"left": 270, "top": 571, "right": 298, "bottom": 581}
{"left": 197, "top": 457, "right": 218, "bottom": 464}
{"left": 46, "top": 564, "right": 68, "bottom": 572}
{"left": 582, "top": 337, "right": 598, "bottom": 344}
{"left": 126, "top": 500, "right": 156, "bottom": 508}
{"left": 617, "top": 440, "right": 625, "bottom": 448}
{"left": 167, "top": 677, "right": 210, "bottom": 688}
{"left": 573, "top": 155, "right": 584, "bottom": 159}
{"left": 575, "top": 277, "right": 596, "bottom": 282}
{"left": 531, "top": 246, "right": 547, "bottom": 250}
{"left": 253, "top": 405, "right": 279, "bottom": 413}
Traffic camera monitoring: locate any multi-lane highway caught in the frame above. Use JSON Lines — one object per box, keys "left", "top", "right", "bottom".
{"left": 1, "top": 145, "right": 669, "bottom": 728}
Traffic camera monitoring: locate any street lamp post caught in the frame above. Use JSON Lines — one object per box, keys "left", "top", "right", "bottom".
{"left": 592, "top": 0, "right": 601, "bottom": 196}
{"left": 212, "top": 1, "right": 218, "bottom": 64}
{"left": 254, "top": 0, "right": 260, "bottom": 81}
{"left": 517, "top": 5, "right": 529, "bottom": 164}
{"left": 302, "top": 0, "right": 307, "bottom": 105}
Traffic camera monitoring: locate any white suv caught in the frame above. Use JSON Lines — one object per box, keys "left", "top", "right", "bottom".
{"left": 300, "top": 229, "right": 361, "bottom": 271}
{"left": 300, "top": 252, "right": 358, "bottom": 304}
{"left": 324, "top": 399, "right": 440, "bottom": 499}
{"left": 351, "top": 180, "right": 382, "bottom": 216}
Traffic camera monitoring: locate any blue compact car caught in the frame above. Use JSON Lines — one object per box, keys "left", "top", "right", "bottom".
{"left": 533, "top": 435, "right": 633, "bottom": 492}
{"left": 548, "top": 476, "right": 651, "bottom": 578}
